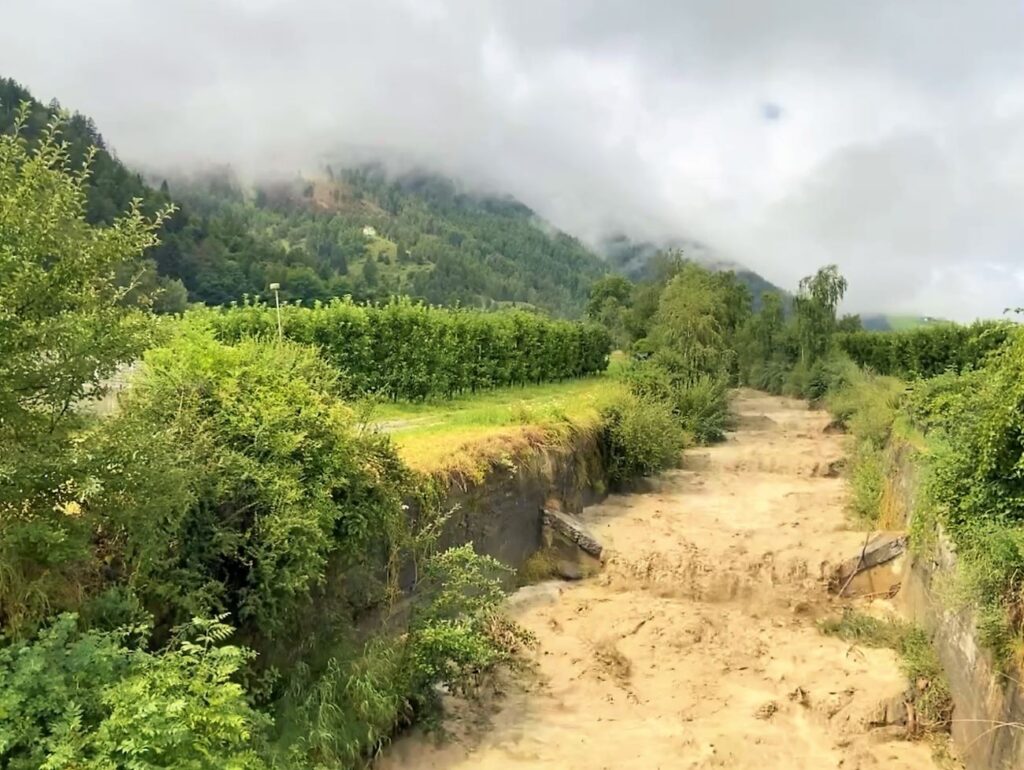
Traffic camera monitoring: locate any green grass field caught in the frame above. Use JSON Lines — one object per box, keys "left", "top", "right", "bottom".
{"left": 884, "top": 314, "right": 947, "bottom": 331}
{"left": 373, "top": 353, "right": 626, "bottom": 472}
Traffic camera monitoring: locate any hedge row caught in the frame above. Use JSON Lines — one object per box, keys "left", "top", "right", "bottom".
{"left": 837, "top": 321, "right": 1014, "bottom": 379}
{"left": 200, "top": 298, "right": 612, "bottom": 400}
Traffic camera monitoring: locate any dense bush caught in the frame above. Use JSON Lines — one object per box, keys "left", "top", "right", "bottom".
{"left": 85, "top": 329, "right": 409, "bottom": 638}
{"left": 0, "top": 614, "right": 269, "bottom": 770}
{"left": 598, "top": 391, "right": 687, "bottom": 486}
{"left": 625, "top": 357, "right": 729, "bottom": 443}
{"left": 202, "top": 298, "right": 611, "bottom": 400}
{"left": 838, "top": 328, "right": 1024, "bottom": 665}
{"left": 838, "top": 321, "right": 1013, "bottom": 379}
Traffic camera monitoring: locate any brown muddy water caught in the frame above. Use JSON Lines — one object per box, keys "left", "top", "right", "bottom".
{"left": 377, "top": 391, "right": 948, "bottom": 770}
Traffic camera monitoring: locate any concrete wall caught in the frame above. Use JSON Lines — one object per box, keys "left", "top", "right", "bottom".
{"left": 890, "top": 442, "right": 1024, "bottom": 769}
{"left": 434, "top": 430, "right": 607, "bottom": 571}
{"left": 903, "top": 538, "right": 1024, "bottom": 769}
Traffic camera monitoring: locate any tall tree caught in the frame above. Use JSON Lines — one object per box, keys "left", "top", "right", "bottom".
{"left": 794, "top": 264, "right": 847, "bottom": 363}
{"left": 0, "top": 105, "right": 169, "bottom": 628}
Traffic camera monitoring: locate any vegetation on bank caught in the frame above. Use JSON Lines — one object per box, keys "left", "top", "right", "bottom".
{"left": 202, "top": 298, "right": 611, "bottom": 401}
{"left": 0, "top": 110, "right": 732, "bottom": 768}
{"left": 0, "top": 109, "right": 545, "bottom": 769}
{"left": 821, "top": 610, "right": 952, "bottom": 736}
{"left": 376, "top": 372, "right": 626, "bottom": 474}
{"left": 801, "top": 322, "right": 1024, "bottom": 670}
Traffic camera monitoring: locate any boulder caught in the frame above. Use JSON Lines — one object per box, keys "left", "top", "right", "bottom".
{"left": 831, "top": 532, "right": 908, "bottom": 596}
{"left": 541, "top": 507, "right": 604, "bottom": 580}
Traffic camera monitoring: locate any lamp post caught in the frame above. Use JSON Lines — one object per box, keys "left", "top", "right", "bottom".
{"left": 269, "top": 283, "right": 282, "bottom": 341}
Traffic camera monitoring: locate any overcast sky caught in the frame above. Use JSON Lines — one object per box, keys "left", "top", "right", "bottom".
{"left": 3, "top": 0, "right": 1024, "bottom": 319}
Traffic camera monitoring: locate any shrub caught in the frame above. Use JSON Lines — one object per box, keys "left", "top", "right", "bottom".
{"left": 849, "top": 441, "right": 885, "bottom": 525}
{"left": 672, "top": 375, "right": 729, "bottom": 444}
{"left": 85, "top": 328, "right": 409, "bottom": 637}
{"left": 625, "top": 358, "right": 729, "bottom": 444}
{"left": 599, "top": 392, "right": 687, "bottom": 486}
{"left": 201, "top": 298, "right": 612, "bottom": 401}
{"left": 276, "top": 546, "right": 532, "bottom": 767}
{"left": 0, "top": 614, "right": 270, "bottom": 770}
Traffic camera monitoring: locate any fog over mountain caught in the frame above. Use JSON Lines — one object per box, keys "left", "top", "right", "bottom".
{"left": 3, "top": 0, "right": 1024, "bottom": 319}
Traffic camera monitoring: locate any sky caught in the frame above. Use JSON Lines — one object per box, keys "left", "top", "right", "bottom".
{"left": 3, "top": 0, "right": 1024, "bottom": 319}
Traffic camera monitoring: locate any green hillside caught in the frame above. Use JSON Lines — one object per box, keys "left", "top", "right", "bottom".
{"left": 0, "top": 76, "right": 606, "bottom": 316}
{"left": 168, "top": 166, "right": 607, "bottom": 314}
{"left": 860, "top": 313, "right": 949, "bottom": 332}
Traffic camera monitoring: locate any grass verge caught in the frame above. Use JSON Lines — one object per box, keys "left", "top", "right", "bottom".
{"left": 373, "top": 374, "right": 627, "bottom": 475}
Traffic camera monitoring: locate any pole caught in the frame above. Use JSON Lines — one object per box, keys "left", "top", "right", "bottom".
{"left": 269, "top": 282, "right": 282, "bottom": 341}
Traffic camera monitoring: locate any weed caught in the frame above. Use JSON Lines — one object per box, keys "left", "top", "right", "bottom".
{"left": 518, "top": 548, "right": 561, "bottom": 585}
{"left": 821, "top": 610, "right": 952, "bottom": 736}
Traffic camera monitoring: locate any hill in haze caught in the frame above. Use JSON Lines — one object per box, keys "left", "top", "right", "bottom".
{"left": 165, "top": 164, "right": 607, "bottom": 315}
{"left": 1, "top": 76, "right": 607, "bottom": 316}
{"left": 2, "top": 74, "right": 798, "bottom": 319}
{"left": 599, "top": 233, "right": 788, "bottom": 309}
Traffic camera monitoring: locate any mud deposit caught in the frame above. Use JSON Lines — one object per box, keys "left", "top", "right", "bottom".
{"left": 378, "top": 391, "right": 945, "bottom": 770}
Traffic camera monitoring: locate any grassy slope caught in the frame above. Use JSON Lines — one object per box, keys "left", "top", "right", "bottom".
{"left": 885, "top": 315, "right": 947, "bottom": 331}
{"left": 375, "top": 355, "right": 626, "bottom": 474}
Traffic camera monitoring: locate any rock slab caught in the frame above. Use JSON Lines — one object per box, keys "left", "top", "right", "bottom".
{"left": 541, "top": 507, "right": 604, "bottom": 580}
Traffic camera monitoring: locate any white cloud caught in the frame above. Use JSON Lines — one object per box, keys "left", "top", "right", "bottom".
{"left": 3, "top": 0, "right": 1024, "bottom": 319}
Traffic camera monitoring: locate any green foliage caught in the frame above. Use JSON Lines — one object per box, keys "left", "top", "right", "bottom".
{"left": 586, "top": 274, "right": 634, "bottom": 347}
{"left": 625, "top": 358, "right": 729, "bottom": 444}
{"left": 204, "top": 298, "right": 611, "bottom": 401}
{"left": 599, "top": 391, "right": 687, "bottom": 486}
{"left": 921, "top": 330, "right": 1024, "bottom": 531}
{"left": 849, "top": 441, "right": 885, "bottom": 524}
{"left": 0, "top": 613, "right": 270, "bottom": 770}
{"left": 793, "top": 264, "right": 847, "bottom": 365}
{"left": 803, "top": 358, "right": 905, "bottom": 526}
{"left": 902, "top": 330, "right": 1024, "bottom": 665}
{"left": 407, "top": 545, "right": 531, "bottom": 699}
{"left": 734, "top": 283, "right": 807, "bottom": 395}
{"left": 838, "top": 320, "right": 1013, "bottom": 379}
{"left": 276, "top": 546, "right": 531, "bottom": 768}
{"left": 85, "top": 329, "right": 409, "bottom": 637}
{"left": 647, "top": 263, "right": 750, "bottom": 381}
{"left": 0, "top": 104, "right": 169, "bottom": 634}
{"left": 835, "top": 330, "right": 1024, "bottom": 666}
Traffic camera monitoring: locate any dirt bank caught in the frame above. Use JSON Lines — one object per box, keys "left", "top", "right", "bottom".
{"left": 378, "top": 391, "right": 946, "bottom": 770}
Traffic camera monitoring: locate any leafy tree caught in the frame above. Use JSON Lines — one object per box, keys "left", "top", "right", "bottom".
{"left": 586, "top": 274, "right": 634, "bottom": 347}
{"left": 586, "top": 274, "right": 633, "bottom": 319}
{"left": 837, "top": 313, "right": 863, "bottom": 333}
{"left": 794, "top": 264, "right": 847, "bottom": 364}
{"left": 0, "top": 105, "right": 169, "bottom": 631}
{"left": 648, "top": 263, "right": 741, "bottom": 380}
{"left": 754, "top": 291, "right": 786, "bottom": 355}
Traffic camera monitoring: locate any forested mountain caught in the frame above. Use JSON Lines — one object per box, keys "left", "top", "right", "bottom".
{"left": 0, "top": 76, "right": 606, "bottom": 316}
{"left": 599, "top": 233, "right": 787, "bottom": 310}
{"left": 165, "top": 165, "right": 607, "bottom": 314}
{"left": 3, "top": 74, "right": 798, "bottom": 318}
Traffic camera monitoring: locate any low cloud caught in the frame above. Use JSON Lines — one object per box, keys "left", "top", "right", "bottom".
{"left": 3, "top": 0, "right": 1024, "bottom": 319}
